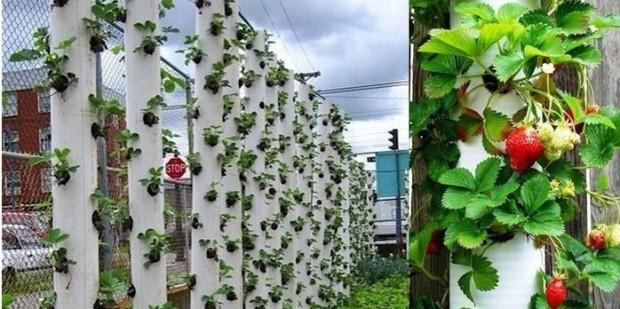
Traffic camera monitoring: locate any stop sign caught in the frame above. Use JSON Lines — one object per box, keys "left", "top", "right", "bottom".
{"left": 165, "top": 156, "right": 187, "bottom": 179}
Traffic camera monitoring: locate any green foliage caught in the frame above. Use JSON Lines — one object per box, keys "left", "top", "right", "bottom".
{"left": 350, "top": 257, "right": 408, "bottom": 286}
{"left": 339, "top": 275, "right": 408, "bottom": 309}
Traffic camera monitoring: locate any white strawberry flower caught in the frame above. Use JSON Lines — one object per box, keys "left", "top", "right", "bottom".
{"left": 542, "top": 63, "right": 555, "bottom": 74}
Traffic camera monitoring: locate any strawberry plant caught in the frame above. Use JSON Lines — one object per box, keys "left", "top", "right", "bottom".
{"left": 411, "top": 0, "right": 620, "bottom": 307}
{"left": 209, "top": 13, "right": 226, "bottom": 36}
{"left": 268, "top": 285, "right": 283, "bottom": 303}
{"left": 234, "top": 111, "right": 257, "bottom": 136}
{"left": 10, "top": 28, "right": 78, "bottom": 93}
{"left": 190, "top": 213, "right": 203, "bottom": 229}
{"left": 89, "top": 94, "right": 124, "bottom": 139}
{"left": 97, "top": 270, "right": 128, "bottom": 308}
{"left": 204, "top": 61, "right": 230, "bottom": 94}
{"left": 42, "top": 228, "right": 75, "bottom": 273}
{"left": 139, "top": 167, "right": 163, "bottom": 196}
{"left": 202, "top": 125, "right": 222, "bottom": 146}
{"left": 116, "top": 129, "right": 141, "bottom": 161}
{"left": 142, "top": 95, "right": 166, "bottom": 126}
{"left": 219, "top": 213, "right": 235, "bottom": 232}
{"left": 265, "top": 61, "right": 290, "bottom": 87}
{"left": 137, "top": 228, "right": 169, "bottom": 268}
{"left": 198, "top": 239, "right": 218, "bottom": 260}
{"left": 186, "top": 152, "right": 203, "bottom": 175}
{"left": 236, "top": 22, "right": 257, "bottom": 49}
{"left": 30, "top": 148, "right": 79, "bottom": 185}
{"left": 239, "top": 67, "right": 261, "bottom": 88}
{"left": 204, "top": 182, "right": 219, "bottom": 202}
{"left": 162, "top": 129, "right": 179, "bottom": 155}
{"left": 82, "top": 6, "right": 115, "bottom": 53}
{"left": 176, "top": 35, "right": 207, "bottom": 64}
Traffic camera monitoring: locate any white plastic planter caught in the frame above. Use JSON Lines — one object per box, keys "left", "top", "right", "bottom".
{"left": 50, "top": 1, "right": 98, "bottom": 307}
{"left": 125, "top": 1, "right": 166, "bottom": 307}
{"left": 450, "top": 233, "right": 545, "bottom": 308}
{"left": 449, "top": 0, "right": 543, "bottom": 307}
{"left": 191, "top": 1, "right": 225, "bottom": 307}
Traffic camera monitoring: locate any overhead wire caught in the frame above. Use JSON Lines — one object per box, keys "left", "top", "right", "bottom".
{"left": 276, "top": 0, "right": 316, "bottom": 72}
{"left": 258, "top": 0, "right": 300, "bottom": 71}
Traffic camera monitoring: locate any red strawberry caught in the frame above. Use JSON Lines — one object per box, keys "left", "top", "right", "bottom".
{"left": 586, "top": 104, "right": 600, "bottom": 114}
{"left": 587, "top": 229, "right": 606, "bottom": 251}
{"left": 426, "top": 230, "right": 443, "bottom": 255}
{"left": 505, "top": 126, "right": 544, "bottom": 172}
{"left": 545, "top": 277, "right": 567, "bottom": 309}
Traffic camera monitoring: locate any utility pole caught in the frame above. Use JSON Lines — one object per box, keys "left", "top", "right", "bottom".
{"left": 388, "top": 129, "right": 403, "bottom": 256}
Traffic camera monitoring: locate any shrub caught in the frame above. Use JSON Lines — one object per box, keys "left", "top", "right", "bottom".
{"left": 351, "top": 256, "right": 408, "bottom": 286}
{"left": 340, "top": 275, "right": 408, "bottom": 309}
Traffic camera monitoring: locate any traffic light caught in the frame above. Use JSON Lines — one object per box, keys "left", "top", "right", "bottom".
{"left": 388, "top": 128, "right": 398, "bottom": 150}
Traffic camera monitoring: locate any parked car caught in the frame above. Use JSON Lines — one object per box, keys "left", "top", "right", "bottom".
{"left": 2, "top": 211, "right": 49, "bottom": 238}
{"left": 2, "top": 224, "right": 52, "bottom": 284}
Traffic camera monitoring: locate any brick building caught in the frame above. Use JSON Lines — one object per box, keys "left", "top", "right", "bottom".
{"left": 2, "top": 67, "right": 125, "bottom": 207}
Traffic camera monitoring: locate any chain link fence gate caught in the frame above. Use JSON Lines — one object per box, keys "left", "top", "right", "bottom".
{"left": 2, "top": 0, "right": 195, "bottom": 307}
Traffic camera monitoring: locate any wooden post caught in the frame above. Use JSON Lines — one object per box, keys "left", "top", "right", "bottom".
{"left": 590, "top": 0, "right": 620, "bottom": 306}
{"left": 50, "top": 0, "right": 98, "bottom": 307}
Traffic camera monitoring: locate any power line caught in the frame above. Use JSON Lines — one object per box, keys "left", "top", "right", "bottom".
{"left": 277, "top": 0, "right": 316, "bottom": 72}
{"left": 323, "top": 95, "right": 408, "bottom": 100}
{"left": 319, "top": 80, "right": 408, "bottom": 94}
{"left": 258, "top": 0, "right": 299, "bottom": 71}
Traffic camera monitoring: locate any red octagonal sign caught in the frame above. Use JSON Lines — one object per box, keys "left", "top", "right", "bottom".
{"left": 165, "top": 156, "right": 187, "bottom": 179}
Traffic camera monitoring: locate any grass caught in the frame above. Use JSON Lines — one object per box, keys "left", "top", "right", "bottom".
{"left": 339, "top": 274, "right": 409, "bottom": 309}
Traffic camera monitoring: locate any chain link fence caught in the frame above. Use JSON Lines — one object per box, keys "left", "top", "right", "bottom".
{"left": 2, "top": 0, "right": 193, "bottom": 307}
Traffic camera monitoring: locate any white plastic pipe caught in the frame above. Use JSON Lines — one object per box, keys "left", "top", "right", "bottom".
{"left": 191, "top": 1, "right": 224, "bottom": 307}
{"left": 264, "top": 58, "right": 283, "bottom": 309}
{"left": 219, "top": 1, "right": 243, "bottom": 306}
{"left": 50, "top": 1, "right": 98, "bottom": 307}
{"left": 279, "top": 70, "right": 298, "bottom": 306}
{"left": 448, "top": 0, "right": 545, "bottom": 308}
{"left": 125, "top": 1, "right": 166, "bottom": 307}
{"left": 296, "top": 83, "right": 314, "bottom": 308}
{"left": 243, "top": 31, "right": 270, "bottom": 307}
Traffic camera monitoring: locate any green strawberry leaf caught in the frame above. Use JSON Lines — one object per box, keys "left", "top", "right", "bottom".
{"left": 442, "top": 187, "right": 475, "bottom": 210}
{"left": 593, "top": 14, "right": 620, "bottom": 29}
{"left": 439, "top": 167, "right": 476, "bottom": 190}
{"left": 465, "top": 196, "right": 493, "bottom": 219}
{"left": 482, "top": 133, "right": 504, "bottom": 155}
{"left": 600, "top": 106, "right": 620, "bottom": 146}
{"left": 555, "top": 1, "right": 594, "bottom": 34}
{"left": 454, "top": 2, "right": 496, "bottom": 24}
{"left": 523, "top": 201, "right": 565, "bottom": 236}
{"left": 456, "top": 108, "right": 484, "bottom": 141}
{"left": 586, "top": 271, "right": 617, "bottom": 293}
{"left": 477, "top": 23, "right": 516, "bottom": 53}
{"left": 530, "top": 293, "right": 551, "bottom": 309}
{"left": 458, "top": 271, "right": 475, "bottom": 304}
{"left": 580, "top": 125, "right": 616, "bottom": 167}
{"left": 567, "top": 45, "right": 601, "bottom": 66}
{"left": 521, "top": 175, "right": 550, "bottom": 214}
{"left": 455, "top": 220, "right": 487, "bottom": 249}
{"left": 419, "top": 28, "right": 478, "bottom": 57}
{"left": 559, "top": 90, "right": 585, "bottom": 123}
{"left": 475, "top": 157, "right": 501, "bottom": 192}
{"left": 451, "top": 247, "right": 472, "bottom": 266}
{"left": 483, "top": 109, "right": 512, "bottom": 142}
{"left": 519, "top": 10, "right": 552, "bottom": 27}
{"left": 493, "top": 200, "right": 526, "bottom": 226}
{"left": 424, "top": 74, "right": 457, "bottom": 98}
{"left": 494, "top": 50, "right": 524, "bottom": 81}
{"left": 410, "top": 97, "right": 442, "bottom": 136}
{"left": 497, "top": 3, "right": 528, "bottom": 23}
{"left": 559, "top": 234, "right": 590, "bottom": 259}
{"left": 488, "top": 181, "right": 520, "bottom": 206}
{"left": 584, "top": 113, "right": 616, "bottom": 129}
{"left": 471, "top": 254, "right": 499, "bottom": 291}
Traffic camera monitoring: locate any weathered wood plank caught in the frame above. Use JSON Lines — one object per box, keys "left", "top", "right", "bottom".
{"left": 590, "top": 0, "right": 620, "bottom": 307}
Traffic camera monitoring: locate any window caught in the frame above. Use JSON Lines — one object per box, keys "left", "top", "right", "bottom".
{"left": 41, "top": 168, "right": 52, "bottom": 193}
{"left": 38, "top": 92, "right": 50, "bottom": 113}
{"left": 39, "top": 127, "right": 51, "bottom": 153}
{"left": 2, "top": 92, "right": 18, "bottom": 117}
{"left": 2, "top": 129, "right": 19, "bottom": 152}
{"left": 4, "top": 170, "right": 21, "bottom": 196}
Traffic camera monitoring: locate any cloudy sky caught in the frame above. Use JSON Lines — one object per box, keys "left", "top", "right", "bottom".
{"left": 2, "top": 0, "right": 408, "bottom": 155}
{"left": 160, "top": 0, "right": 409, "bottom": 154}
